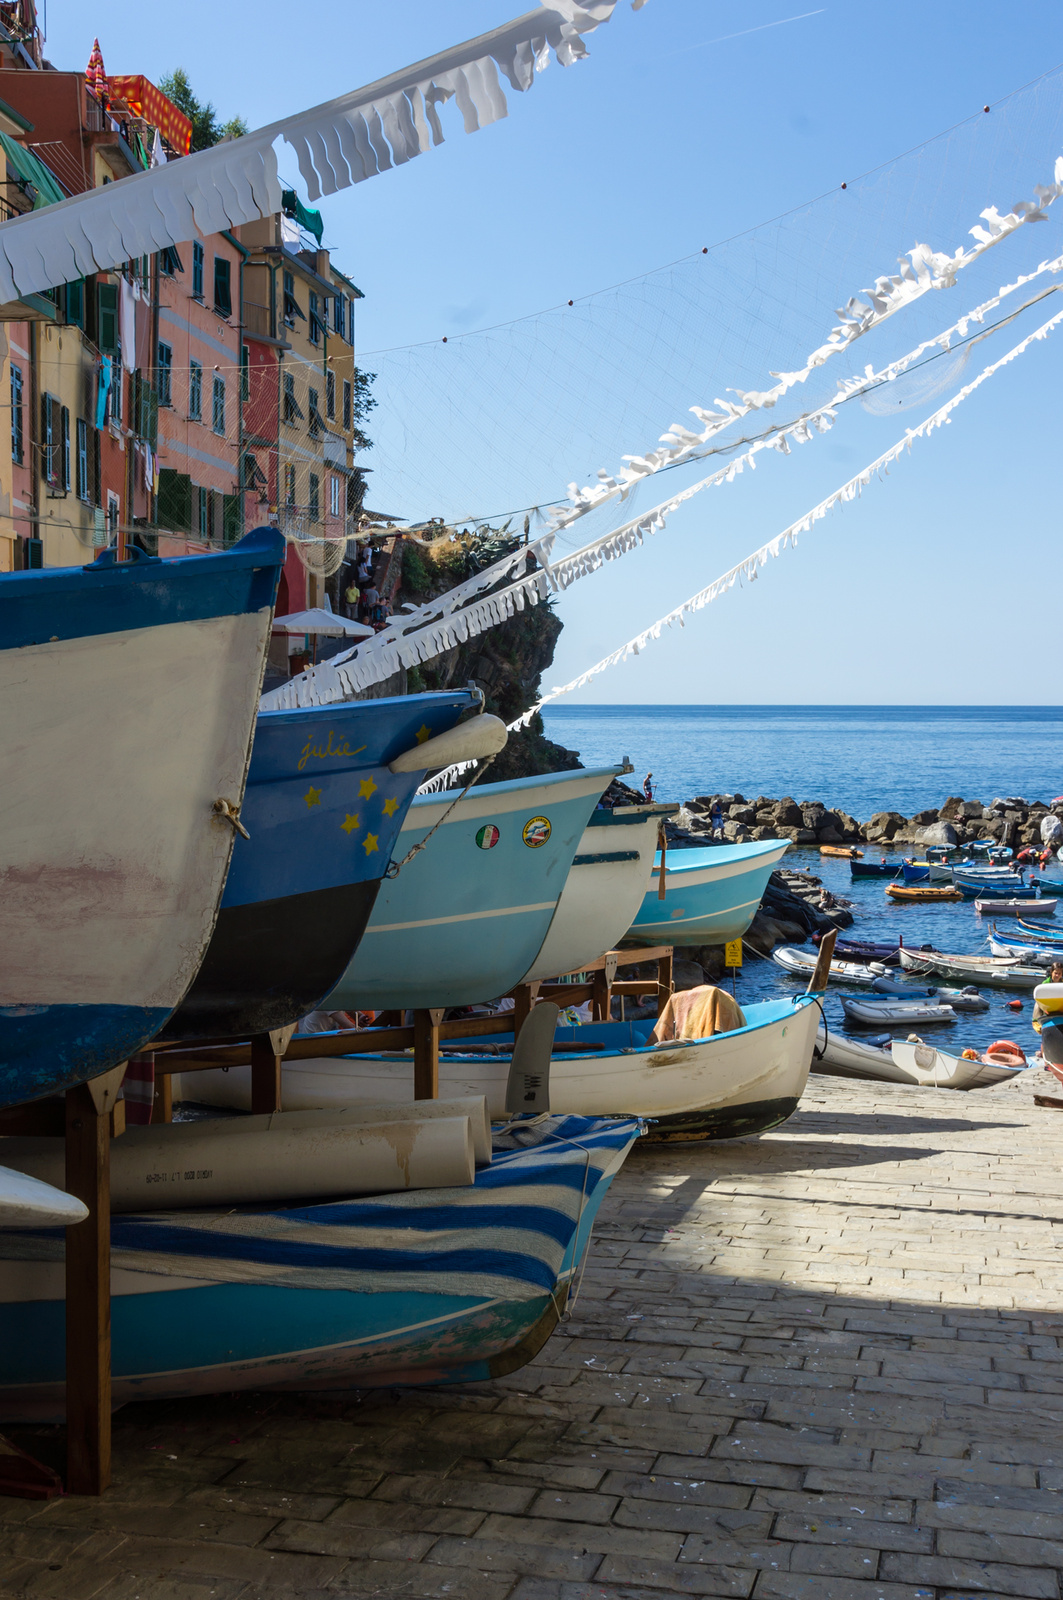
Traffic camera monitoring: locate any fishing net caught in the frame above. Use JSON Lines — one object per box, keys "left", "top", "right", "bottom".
{"left": 360, "top": 68, "right": 1063, "bottom": 536}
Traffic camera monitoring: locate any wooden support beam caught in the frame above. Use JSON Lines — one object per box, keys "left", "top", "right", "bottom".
{"left": 511, "top": 982, "right": 541, "bottom": 1038}
{"left": 249, "top": 1033, "right": 283, "bottom": 1115}
{"left": 64, "top": 1065, "right": 124, "bottom": 1497}
{"left": 413, "top": 1008, "right": 444, "bottom": 1100}
{"left": 155, "top": 1012, "right": 523, "bottom": 1074}
{"left": 656, "top": 952, "right": 673, "bottom": 1020}
{"left": 150, "top": 1072, "right": 172, "bottom": 1125}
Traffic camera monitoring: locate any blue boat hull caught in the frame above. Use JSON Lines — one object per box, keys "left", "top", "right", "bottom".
{"left": 328, "top": 768, "right": 621, "bottom": 1011}
{"left": 850, "top": 861, "right": 900, "bottom": 878}
{"left": 901, "top": 861, "right": 930, "bottom": 883}
{"left": 0, "top": 531, "right": 285, "bottom": 1107}
{"left": 159, "top": 692, "right": 478, "bottom": 1041}
{"left": 627, "top": 840, "right": 790, "bottom": 945}
{"left": 0, "top": 1114, "right": 639, "bottom": 1420}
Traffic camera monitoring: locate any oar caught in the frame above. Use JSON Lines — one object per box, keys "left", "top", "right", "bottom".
{"left": 806, "top": 928, "right": 838, "bottom": 994}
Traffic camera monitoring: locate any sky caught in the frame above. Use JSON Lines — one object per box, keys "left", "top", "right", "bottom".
{"left": 45, "top": 1, "right": 1063, "bottom": 703}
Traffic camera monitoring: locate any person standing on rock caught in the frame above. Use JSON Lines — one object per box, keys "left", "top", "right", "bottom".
{"left": 711, "top": 800, "right": 725, "bottom": 839}
{"left": 643, "top": 773, "right": 654, "bottom": 802}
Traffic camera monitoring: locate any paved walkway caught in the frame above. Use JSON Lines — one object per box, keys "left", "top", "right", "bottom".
{"left": 3, "top": 1069, "right": 1062, "bottom": 1599}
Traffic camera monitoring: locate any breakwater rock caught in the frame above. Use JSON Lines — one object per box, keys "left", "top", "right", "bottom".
{"left": 668, "top": 792, "right": 1063, "bottom": 852}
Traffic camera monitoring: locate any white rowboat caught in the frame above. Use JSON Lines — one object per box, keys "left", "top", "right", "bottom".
{"left": 772, "top": 946, "right": 884, "bottom": 987}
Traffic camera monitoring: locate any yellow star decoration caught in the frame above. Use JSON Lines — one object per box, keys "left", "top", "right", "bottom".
{"left": 341, "top": 813, "right": 360, "bottom": 835}
{"left": 415, "top": 724, "right": 432, "bottom": 743}
{"left": 358, "top": 775, "right": 378, "bottom": 801}
{"left": 304, "top": 786, "right": 322, "bottom": 808}
{"left": 363, "top": 832, "right": 380, "bottom": 856}
{"left": 382, "top": 796, "right": 399, "bottom": 817}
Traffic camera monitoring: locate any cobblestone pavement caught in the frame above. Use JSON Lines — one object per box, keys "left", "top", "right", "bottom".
{"left": 3, "top": 1069, "right": 1063, "bottom": 1599}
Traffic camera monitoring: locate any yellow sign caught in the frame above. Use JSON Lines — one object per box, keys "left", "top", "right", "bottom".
{"left": 724, "top": 939, "right": 743, "bottom": 968}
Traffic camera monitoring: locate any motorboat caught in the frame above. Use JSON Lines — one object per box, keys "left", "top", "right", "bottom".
{"left": 771, "top": 945, "right": 884, "bottom": 986}
{"left": 840, "top": 996, "right": 957, "bottom": 1026}
{"left": 0, "top": 530, "right": 286, "bottom": 1106}
{"left": 974, "top": 897, "right": 1056, "bottom": 918}
{"left": 156, "top": 691, "right": 485, "bottom": 1042}
{"left": 0, "top": 1113, "right": 641, "bottom": 1421}
{"left": 870, "top": 975, "right": 938, "bottom": 997}
{"left": 627, "top": 839, "right": 790, "bottom": 947}
{"left": 327, "top": 767, "right": 623, "bottom": 1012}
{"left": 901, "top": 860, "right": 931, "bottom": 883}
{"left": 988, "top": 933, "right": 1061, "bottom": 964}
{"left": 898, "top": 947, "right": 1044, "bottom": 989}
{"left": 813, "top": 933, "right": 907, "bottom": 964}
{"left": 521, "top": 802, "right": 677, "bottom": 982}
{"left": 889, "top": 1038, "right": 1026, "bottom": 1089}
{"left": 933, "top": 987, "right": 990, "bottom": 1012}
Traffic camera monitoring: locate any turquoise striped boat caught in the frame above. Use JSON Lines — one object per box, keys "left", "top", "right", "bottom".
{"left": 627, "top": 840, "right": 790, "bottom": 946}
{"left": 326, "top": 767, "right": 621, "bottom": 1011}
{"left": 0, "top": 1114, "right": 640, "bottom": 1423}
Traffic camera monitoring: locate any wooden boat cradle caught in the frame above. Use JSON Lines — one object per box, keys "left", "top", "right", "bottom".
{"left": 0, "top": 946, "right": 676, "bottom": 1498}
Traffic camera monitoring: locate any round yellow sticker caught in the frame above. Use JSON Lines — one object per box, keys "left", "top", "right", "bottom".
{"left": 522, "top": 815, "right": 551, "bottom": 848}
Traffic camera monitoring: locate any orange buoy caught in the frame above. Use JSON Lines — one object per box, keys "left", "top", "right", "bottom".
{"left": 984, "top": 1039, "right": 1027, "bottom": 1067}
{"left": 1007, "top": 998, "right": 1023, "bottom": 1011}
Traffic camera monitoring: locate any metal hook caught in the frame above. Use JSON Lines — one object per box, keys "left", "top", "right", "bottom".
{"left": 213, "top": 798, "right": 251, "bottom": 840}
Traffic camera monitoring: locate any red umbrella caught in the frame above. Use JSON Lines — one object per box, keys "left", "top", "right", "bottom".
{"left": 85, "top": 38, "right": 109, "bottom": 105}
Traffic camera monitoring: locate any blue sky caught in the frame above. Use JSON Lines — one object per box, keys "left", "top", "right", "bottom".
{"left": 47, "top": 2, "right": 1063, "bottom": 702}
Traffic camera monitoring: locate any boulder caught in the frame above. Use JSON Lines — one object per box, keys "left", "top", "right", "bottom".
{"left": 733, "top": 793, "right": 747, "bottom": 805}
{"left": 672, "top": 958, "right": 707, "bottom": 991}
{"left": 752, "top": 825, "right": 779, "bottom": 840}
{"left": 773, "top": 799, "right": 803, "bottom": 828}
{"left": 910, "top": 808, "right": 939, "bottom": 826}
{"left": 862, "top": 811, "right": 906, "bottom": 842}
{"left": 688, "top": 944, "right": 726, "bottom": 980}
{"left": 817, "top": 827, "right": 844, "bottom": 845}
{"left": 991, "top": 797, "right": 1027, "bottom": 814}
{"left": 729, "top": 804, "right": 756, "bottom": 825}
{"left": 914, "top": 820, "right": 958, "bottom": 847}
{"left": 938, "top": 797, "right": 966, "bottom": 821}
{"left": 753, "top": 796, "right": 775, "bottom": 812}
{"left": 723, "top": 820, "right": 751, "bottom": 842}
{"left": 1041, "top": 814, "right": 1063, "bottom": 849}
{"left": 814, "top": 809, "right": 843, "bottom": 836}
{"left": 836, "top": 811, "right": 861, "bottom": 840}
{"left": 695, "top": 794, "right": 732, "bottom": 809}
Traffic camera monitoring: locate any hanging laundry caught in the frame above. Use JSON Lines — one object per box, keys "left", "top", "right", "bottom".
{"left": 95, "top": 356, "right": 112, "bottom": 429}
{"left": 119, "top": 277, "right": 136, "bottom": 371}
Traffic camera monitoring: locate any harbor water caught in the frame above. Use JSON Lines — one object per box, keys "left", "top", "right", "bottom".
{"left": 543, "top": 704, "right": 1063, "bottom": 817}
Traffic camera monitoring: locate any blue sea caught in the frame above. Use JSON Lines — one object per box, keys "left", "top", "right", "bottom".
{"left": 543, "top": 705, "right": 1063, "bottom": 1057}
{"left": 541, "top": 705, "right": 1063, "bottom": 817}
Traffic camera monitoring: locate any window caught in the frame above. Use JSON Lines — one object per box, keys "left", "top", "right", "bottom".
{"left": 76, "top": 418, "right": 89, "bottom": 501}
{"left": 342, "top": 379, "right": 352, "bottom": 432}
{"left": 65, "top": 279, "right": 84, "bottom": 329}
{"left": 282, "top": 370, "right": 302, "bottom": 423}
{"left": 157, "top": 341, "right": 173, "bottom": 406}
{"left": 213, "top": 257, "right": 232, "bottom": 319}
{"left": 188, "top": 359, "right": 202, "bottom": 420}
{"left": 60, "top": 406, "right": 70, "bottom": 491}
{"left": 334, "top": 294, "right": 345, "bottom": 339}
{"left": 325, "top": 369, "right": 335, "bottom": 419}
{"left": 240, "top": 343, "right": 250, "bottom": 402}
{"left": 330, "top": 475, "right": 340, "bottom": 517}
{"left": 41, "top": 392, "right": 56, "bottom": 485}
{"left": 308, "top": 472, "right": 320, "bottom": 521}
{"left": 192, "top": 241, "right": 204, "bottom": 299}
{"left": 212, "top": 375, "right": 226, "bottom": 436}
{"left": 197, "top": 485, "right": 209, "bottom": 536}
{"left": 308, "top": 386, "right": 320, "bottom": 436}
{"left": 96, "top": 281, "right": 119, "bottom": 357}
{"left": 308, "top": 291, "right": 321, "bottom": 345}
{"left": 282, "top": 270, "right": 304, "bottom": 327}
{"left": 159, "top": 245, "right": 183, "bottom": 276}
{"left": 284, "top": 463, "right": 295, "bottom": 506}
{"left": 10, "top": 364, "right": 22, "bottom": 463}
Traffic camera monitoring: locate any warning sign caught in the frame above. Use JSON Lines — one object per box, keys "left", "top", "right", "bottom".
{"left": 724, "top": 939, "right": 743, "bottom": 968}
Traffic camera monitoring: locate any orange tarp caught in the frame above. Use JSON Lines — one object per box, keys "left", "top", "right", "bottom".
{"left": 108, "top": 75, "right": 192, "bottom": 155}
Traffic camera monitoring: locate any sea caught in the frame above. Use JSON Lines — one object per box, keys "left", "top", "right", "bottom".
{"left": 542, "top": 704, "right": 1063, "bottom": 1060}
{"left": 541, "top": 704, "right": 1063, "bottom": 816}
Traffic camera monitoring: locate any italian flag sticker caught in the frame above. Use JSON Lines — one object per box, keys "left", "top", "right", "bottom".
{"left": 475, "top": 824, "right": 500, "bottom": 850}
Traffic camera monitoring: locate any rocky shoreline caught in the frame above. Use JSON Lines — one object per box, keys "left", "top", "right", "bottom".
{"left": 668, "top": 792, "right": 1063, "bottom": 852}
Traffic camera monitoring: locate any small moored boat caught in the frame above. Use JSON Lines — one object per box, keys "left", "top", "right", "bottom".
{"left": 841, "top": 996, "right": 957, "bottom": 1026}
{"left": 898, "top": 948, "right": 1044, "bottom": 989}
{"left": 627, "top": 839, "right": 791, "bottom": 947}
{"left": 771, "top": 946, "right": 884, "bottom": 987}
{"left": 813, "top": 933, "right": 906, "bottom": 964}
{"left": 886, "top": 883, "right": 963, "bottom": 903}
{"left": 974, "top": 897, "right": 1056, "bottom": 918}
{"left": 889, "top": 1039, "right": 1026, "bottom": 1089}
{"left": 819, "top": 845, "right": 861, "bottom": 858}
{"left": 812, "top": 1024, "right": 910, "bottom": 1082}
{"left": 850, "top": 860, "right": 900, "bottom": 879}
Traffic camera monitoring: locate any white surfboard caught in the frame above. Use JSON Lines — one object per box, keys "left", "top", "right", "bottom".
{"left": 0, "top": 1164, "right": 88, "bottom": 1228}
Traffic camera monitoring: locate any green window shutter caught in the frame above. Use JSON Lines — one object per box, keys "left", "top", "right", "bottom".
{"left": 157, "top": 469, "right": 193, "bottom": 531}
{"left": 97, "top": 282, "right": 118, "bottom": 357}
{"left": 222, "top": 492, "right": 241, "bottom": 545}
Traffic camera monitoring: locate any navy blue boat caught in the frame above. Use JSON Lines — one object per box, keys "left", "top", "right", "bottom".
{"left": 0, "top": 531, "right": 285, "bottom": 1108}
{"left": 157, "top": 691, "right": 479, "bottom": 1043}
{"left": 849, "top": 860, "right": 900, "bottom": 879}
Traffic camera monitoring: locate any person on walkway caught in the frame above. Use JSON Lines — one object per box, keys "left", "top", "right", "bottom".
{"left": 359, "top": 582, "right": 380, "bottom": 624}
{"left": 711, "top": 800, "right": 725, "bottom": 839}
{"left": 343, "top": 578, "right": 360, "bottom": 620}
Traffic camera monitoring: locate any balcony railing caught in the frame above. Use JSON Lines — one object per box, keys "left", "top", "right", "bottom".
{"left": 242, "top": 300, "right": 273, "bottom": 339}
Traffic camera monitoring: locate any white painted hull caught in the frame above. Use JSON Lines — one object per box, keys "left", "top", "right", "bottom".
{"left": 890, "top": 1039, "right": 1023, "bottom": 1090}
{"left": 177, "top": 997, "right": 819, "bottom": 1122}
{"left": 0, "top": 610, "right": 268, "bottom": 1012}
{"left": 0, "top": 1165, "right": 88, "bottom": 1228}
{"left": 812, "top": 1024, "right": 913, "bottom": 1083}
{"left": 524, "top": 806, "right": 663, "bottom": 981}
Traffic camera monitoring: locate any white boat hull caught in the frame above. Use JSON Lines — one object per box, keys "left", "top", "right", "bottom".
{"left": 890, "top": 1039, "right": 1024, "bottom": 1090}
{"left": 178, "top": 996, "right": 820, "bottom": 1130}
{"left": 812, "top": 1024, "right": 912, "bottom": 1083}
{"left": 841, "top": 997, "right": 956, "bottom": 1026}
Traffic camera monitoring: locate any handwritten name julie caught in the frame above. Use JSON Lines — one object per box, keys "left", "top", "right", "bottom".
{"left": 297, "top": 731, "right": 368, "bottom": 772}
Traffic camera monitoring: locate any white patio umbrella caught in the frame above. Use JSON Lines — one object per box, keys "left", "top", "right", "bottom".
{"left": 272, "top": 607, "right": 374, "bottom": 639}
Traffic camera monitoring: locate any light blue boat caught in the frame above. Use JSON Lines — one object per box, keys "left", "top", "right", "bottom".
{"left": 326, "top": 767, "right": 622, "bottom": 1011}
{"left": 626, "top": 839, "right": 790, "bottom": 946}
{"left": 0, "top": 1114, "right": 640, "bottom": 1422}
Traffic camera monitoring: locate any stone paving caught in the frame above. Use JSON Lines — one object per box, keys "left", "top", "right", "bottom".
{"left": 3, "top": 1069, "right": 1063, "bottom": 1600}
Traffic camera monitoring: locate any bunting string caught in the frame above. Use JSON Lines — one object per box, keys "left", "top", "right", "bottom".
{"left": 417, "top": 300, "right": 1063, "bottom": 791}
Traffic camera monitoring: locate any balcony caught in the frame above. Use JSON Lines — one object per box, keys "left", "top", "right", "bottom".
{"left": 242, "top": 300, "right": 273, "bottom": 339}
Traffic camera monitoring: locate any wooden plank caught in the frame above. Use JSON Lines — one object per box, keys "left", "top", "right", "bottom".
{"left": 0, "top": 1099, "right": 64, "bottom": 1136}
{"left": 806, "top": 928, "right": 838, "bottom": 994}
{"left": 656, "top": 952, "right": 673, "bottom": 1020}
{"left": 413, "top": 1009, "right": 444, "bottom": 1100}
{"left": 249, "top": 1033, "right": 282, "bottom": 1115}
{"left": 150, "top": 1072, "right": 172, "bottom": 1125}
{"left": 64, "top": 1081, "right": 111, "bottom": 1496}
{"left": 545, "top": 945, "right": 673, "bottom": 980}
{"left": 156, "top": 1013, "right": 522, "bottom": 1073}
{"left": 512, "top": 982, "right": 541, "bottom": 1037}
